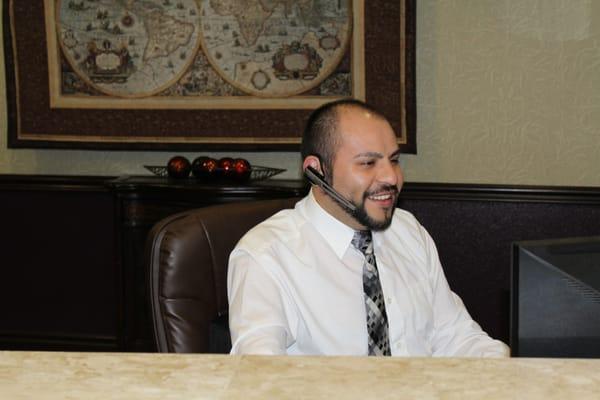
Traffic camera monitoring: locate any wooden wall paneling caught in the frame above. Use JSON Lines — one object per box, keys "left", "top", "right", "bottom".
{"left": 0, "top": 175, "right": 118, "bottom": 350}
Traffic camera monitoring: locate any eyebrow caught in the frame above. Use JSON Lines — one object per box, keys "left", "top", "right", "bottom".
{"left": 353, "top": 152, "right": 383, "bottom": 159}
{"left": 353, "top": 149, "right": 402, "bottom": 160}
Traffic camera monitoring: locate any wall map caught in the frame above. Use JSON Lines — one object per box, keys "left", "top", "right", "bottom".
{"left": 4, "top": 0, "right": 414, "bottom": 150}
{"left": 56, "top": 0, "right": 352, "bottom": 105}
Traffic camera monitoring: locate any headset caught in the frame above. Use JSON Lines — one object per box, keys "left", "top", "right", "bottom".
{"left": 304, "top": 166, "right": 357, "bottom": 212}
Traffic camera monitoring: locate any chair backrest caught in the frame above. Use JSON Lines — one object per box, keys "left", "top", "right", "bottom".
{"left": 146, "top": 197, "right": 299, "bottom": 353}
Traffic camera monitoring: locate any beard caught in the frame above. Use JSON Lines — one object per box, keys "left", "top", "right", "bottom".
{"left": 331, "top": 185, "right": 398, "bottom": 231}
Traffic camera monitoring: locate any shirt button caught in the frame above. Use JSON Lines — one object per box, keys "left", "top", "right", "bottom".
{"left": 386, "top": 296, "right": 393, "bottom": 304}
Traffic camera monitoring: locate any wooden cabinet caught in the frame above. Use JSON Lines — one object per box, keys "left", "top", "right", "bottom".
{"left": 107, "top": 176, "right": 307, "bottom": 351}
{"left": 0, "top": 175, "right": 305, "bottom": 351}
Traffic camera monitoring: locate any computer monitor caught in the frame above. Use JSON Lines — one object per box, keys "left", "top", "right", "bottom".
{"left": 511, "top": 236, "right": 600, "bottom": 358}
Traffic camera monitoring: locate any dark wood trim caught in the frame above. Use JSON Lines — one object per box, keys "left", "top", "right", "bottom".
{"left": 2, "top": 174, "right": 599, "bottom": 202}
{"left": 3, "top": 0, "right": 18, "bottom": 149}
{"left": 107, "top": 176, "right": 307, "bottom": 196}
{"left": 400, "top": 182, "right": 600, "bottom": 204}
{"left": 0, "top": 174, "right": 116, "bottom": 192}
{"left": 0, "top": 332, "right": 118, "bottom": 352}
{"left": 509, "top": 242, "right": 521, "bottom": 357}
{"left": 404, "top": 0, "right": 417, "bottom": 154}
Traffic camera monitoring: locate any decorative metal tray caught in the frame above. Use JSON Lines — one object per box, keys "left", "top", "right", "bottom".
{"left": 144, "top": 165, "right": 286, "bottom": 181}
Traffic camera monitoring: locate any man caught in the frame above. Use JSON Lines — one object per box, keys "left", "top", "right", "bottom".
{"left": 227, "top": 99, "right": 509, "bottom": 357}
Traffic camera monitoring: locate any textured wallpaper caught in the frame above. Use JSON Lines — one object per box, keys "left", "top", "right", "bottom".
{"left": 403, "top": 0, "right": 600, "bottom": 185}
{"left": 1, "top": 0, "right": 599, "bottom": 186}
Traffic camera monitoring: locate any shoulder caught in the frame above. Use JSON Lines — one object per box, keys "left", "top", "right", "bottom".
{"left": 233, "top": 205, "right": 306, "bottom": 256}
{"left": 380, "top": 208, "right": 437, "bottom": 259}
{"left": 390, "top": 207, "right": 421, "bottom": 229}
{"left": 387, "top": 208, "right": 427, "bottom": 239}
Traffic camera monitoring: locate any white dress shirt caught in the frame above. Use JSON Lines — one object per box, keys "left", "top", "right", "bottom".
{"left": 228, "top": 190, "right": 509, "bottom": 357}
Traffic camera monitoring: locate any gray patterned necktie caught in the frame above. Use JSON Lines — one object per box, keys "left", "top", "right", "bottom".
{"left": 352, "top": 230, "right": 391, "bottom": 356}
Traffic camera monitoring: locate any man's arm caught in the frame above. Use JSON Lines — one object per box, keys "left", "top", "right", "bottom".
{"left": 227, "top": 250, "right": 294, "bottom": 355}
{"left": 419, "top": 227, "right": 510, "bottom": 357}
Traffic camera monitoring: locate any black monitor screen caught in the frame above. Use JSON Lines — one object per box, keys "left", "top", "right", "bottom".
{"left": 511, "top": 236, "right": 600, "bottom": 358}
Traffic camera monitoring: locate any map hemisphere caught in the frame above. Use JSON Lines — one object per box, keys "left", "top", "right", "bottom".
{"left": 58, "top": 0, "right": 201, "bottom": 98}
{"left": 199, "top": 0, "right": 352, "bottom": 97}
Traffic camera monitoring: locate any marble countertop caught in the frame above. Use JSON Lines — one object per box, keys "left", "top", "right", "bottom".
{"left": 1, "top": 351, "right": 599, "bottom": 399}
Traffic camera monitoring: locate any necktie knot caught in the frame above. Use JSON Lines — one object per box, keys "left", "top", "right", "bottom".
{"left": 352, "top": 230, "right": 373, "bottom": 256}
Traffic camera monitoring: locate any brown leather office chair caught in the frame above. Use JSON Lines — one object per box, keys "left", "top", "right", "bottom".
{"left": 146, "top": 197, "right": 299, "bottom": 353}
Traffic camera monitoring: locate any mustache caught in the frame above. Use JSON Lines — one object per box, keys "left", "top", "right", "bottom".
{"left": 364, "top": 185, "right": 399, "bottom": 198}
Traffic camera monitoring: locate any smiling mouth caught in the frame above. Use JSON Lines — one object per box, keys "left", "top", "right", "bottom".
{"left": 368, "top": 192, "right": 395, "bottom": 201}
{"left": 363, "top": 185, "right": 399, "bottom": 208}
{"left": 366, "top": 187, "right": 398, "bottom": 206}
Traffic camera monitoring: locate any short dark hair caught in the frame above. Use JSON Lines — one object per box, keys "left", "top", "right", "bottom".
{"left": 301, "top": 99, "right": 384, "bottom": 181}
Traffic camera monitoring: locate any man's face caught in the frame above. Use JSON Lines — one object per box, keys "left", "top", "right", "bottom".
{"left": 327, "top": 107, "right": 404, "bottom": 231}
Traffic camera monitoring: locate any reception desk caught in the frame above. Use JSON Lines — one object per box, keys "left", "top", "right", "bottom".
{"left": 1, "top": 352, "right": 599, "bottom": 399}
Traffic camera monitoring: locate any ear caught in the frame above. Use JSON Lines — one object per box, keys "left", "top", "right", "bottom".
{"left": 302, "top": 155, "right": 323, "bottom": 174}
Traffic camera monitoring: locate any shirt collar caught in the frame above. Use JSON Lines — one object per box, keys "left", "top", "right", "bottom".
{"left": 303, "top": 188, "right": 356, "bottom": 259}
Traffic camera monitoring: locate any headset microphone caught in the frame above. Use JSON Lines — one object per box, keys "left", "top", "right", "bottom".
{"left": 304, "top": 166, "right": 357, "bottom": 212}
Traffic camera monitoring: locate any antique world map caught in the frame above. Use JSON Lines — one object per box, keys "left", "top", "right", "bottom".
{"left": 56, "top": 0, "right": 352, "bottom": 100}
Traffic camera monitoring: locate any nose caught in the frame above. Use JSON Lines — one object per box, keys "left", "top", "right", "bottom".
{"left": 377, "top": 160, "right": 403, "bottom": 189}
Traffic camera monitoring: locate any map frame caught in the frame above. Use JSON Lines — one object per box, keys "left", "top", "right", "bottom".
{"left": 4, "top": 0, "right": 416, "bottom": 152}
{"left": 49, "top": 0, "right": 359, "bottom": 107}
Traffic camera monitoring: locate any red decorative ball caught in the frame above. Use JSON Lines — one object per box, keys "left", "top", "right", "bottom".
{"left": 192, "top": 156, "right": 218, "bottom": 180}
{"left": 233, "top": 158, "right": 252, "bottom": 182}
{"left": 217, "top": 157, "right": 236, "bottom": 180}
{"left": 166, "top": 156, "right": 191, "bottom": 179}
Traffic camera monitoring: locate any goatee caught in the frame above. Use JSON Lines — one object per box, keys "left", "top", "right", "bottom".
{"left": 331, "top": 185, "right": 398, "bottom": 231}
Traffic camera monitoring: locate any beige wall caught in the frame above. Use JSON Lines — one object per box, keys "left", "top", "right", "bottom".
{"left": 2, "top": 0, "right": 599, "bottom": 185}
